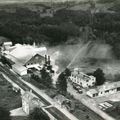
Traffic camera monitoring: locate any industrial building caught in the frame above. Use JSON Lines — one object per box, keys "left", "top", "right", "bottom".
{"left": 1, "top": 42, "right": 54, "bottom": 76}
{"left": 12, "top": 64, "right": 27, "bottom": 76}
{"left": 87, "top": 81, "right": 120, "bottom": 98}
{"left": 69, "top": 68, "right": 96, "bottom": 88}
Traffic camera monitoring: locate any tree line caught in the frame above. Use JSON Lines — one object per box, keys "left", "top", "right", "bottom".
{"left": 0, "top": 4, "right": 120, "bottom": 57}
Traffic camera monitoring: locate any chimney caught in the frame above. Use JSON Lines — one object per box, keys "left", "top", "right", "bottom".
{"left": 48, "top": 56, "right": 50, "bottom": 65}
{"left": 45, "top": 55, "right": 47, "bottom": 64}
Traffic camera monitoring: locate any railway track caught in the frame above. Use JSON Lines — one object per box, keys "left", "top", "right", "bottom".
{"left": 0, "top": 65, "right": 51, "bottom": 106}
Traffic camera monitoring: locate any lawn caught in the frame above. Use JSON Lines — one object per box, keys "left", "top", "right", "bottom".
{"left": 105, "top": 101, "right": 120, "bottom": 120}
{"left": 0, "top": 74, "right": 22, "bottom": 111}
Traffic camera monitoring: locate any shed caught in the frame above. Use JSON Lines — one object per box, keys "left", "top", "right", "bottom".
{"left": 12, "top": 64, "right": 27, "bottom": 76}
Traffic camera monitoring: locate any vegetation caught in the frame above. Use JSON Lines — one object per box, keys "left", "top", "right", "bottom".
{"left": 57, "top": 72, "right": 67, "bottom": 93}
{"left": 29, "top": 107, "right": 50, "bottom": 120}
{"left": 106, "top": 101, "right": 120, "bottom": 120}
{"left": 93, "top": 68, "right": 106, "bottom": 86}
{"left": 0, "top": 75, "right": 21, "bottom": 110}
{"left": 98, "top": 0, "right": 115, "bottom": 3}
{"left": 0, "top": 2, "right": 120, "bottom": 57}
{"left": 40, "top": 67, "right": 52, "bottom": 87}
{"left": 31, "top": 67, "right": 52, "bottom": 88}
{"left": 64, "top": 68, "right": 71, "bottom": 77}
{"left": 0, "top": 107, "right": 11, "bottom": 120}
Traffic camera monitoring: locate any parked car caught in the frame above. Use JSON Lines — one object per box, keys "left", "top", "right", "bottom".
{"left": 77, "top": 89, "right": 83, "bottom": 94}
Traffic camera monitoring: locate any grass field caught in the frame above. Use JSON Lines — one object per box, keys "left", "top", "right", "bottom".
{"left": 105, "top": 101, "right": 120, "bottom": 120}
{"left": 0, "top": 74, "right": 21, "bottom": 110}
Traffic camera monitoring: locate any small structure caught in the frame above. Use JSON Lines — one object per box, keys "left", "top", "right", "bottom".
{"left": 22, "top": 91, "right": 43, "bottom": 115}
{"left": 12, "top": 64, "right": 27, "bottom": 76}
{"left": 2, "top": 41, "right": 12, "bottom": 51}
{"left": 54, "top": 95, "right": 69, "bottom": 106}
{"left": 54, "top": 95, "right": 75, "bottom": 111}
{"left": 87, "top": 81, "right": 120, "bottom": 98}
{"left": 69, "top": 68, "right": 96, "bottom": 88}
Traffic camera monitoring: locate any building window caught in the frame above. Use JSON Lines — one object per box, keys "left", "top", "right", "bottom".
{"left": 93, "top": 94, "right": 95, "bottom": 97}
{"left": 105, "top": 90, "right": 109, "bottom": 93}
{"left": 117, "top": 87, "right": 120, "bottom": 91}
{"left": 86, "top": 80, "right": 89, "bottom": 82}
{"left": 93, "top": 93, "right": 98, "bottom": 97}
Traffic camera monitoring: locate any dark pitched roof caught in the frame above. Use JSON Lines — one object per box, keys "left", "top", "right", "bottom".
{"left": 25, "top": 54, "right": 45, "bottom": 65}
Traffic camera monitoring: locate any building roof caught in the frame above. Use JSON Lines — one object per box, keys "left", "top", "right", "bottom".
{"left": 54, "top": 95, "right": 69, "bottom": 104}
{"left": 12, "top": 64, "right": 27, "bottom": 72}
{"left": 22, "top": 91, "right": 34, "bottom": 101}
{"left": 71, "top": 70, "right": 94, "bottom": 80}
{"left": 3, "top": 41, "right": 12, "bottom": 46}
{"left": 25, "top": 54, "right": 45, "bottom": 65}
{"left": 88, "top": 81, "right": 120, "bottom": 94}
{"left": 8, "top": 44, "right": 46, "bottom": 65}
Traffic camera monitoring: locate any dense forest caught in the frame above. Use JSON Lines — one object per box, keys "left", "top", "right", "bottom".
{"left": 0, "top": 1, "right": 120, "bottom": 58}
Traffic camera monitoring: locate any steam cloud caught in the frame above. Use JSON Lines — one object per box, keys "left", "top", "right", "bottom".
{"left": 48, "top": 41, "right": 120, "bottom": 79}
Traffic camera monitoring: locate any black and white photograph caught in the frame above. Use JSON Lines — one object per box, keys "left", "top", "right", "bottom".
{"left": 0, "top": 0, "right": 120, "bottom": 120}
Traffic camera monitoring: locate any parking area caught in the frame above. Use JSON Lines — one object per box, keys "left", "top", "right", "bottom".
{"left": 67, "top": 82, "right": 86, "bottom": 99}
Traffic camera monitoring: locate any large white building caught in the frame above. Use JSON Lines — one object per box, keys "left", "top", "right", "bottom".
{"left": 87, "top": 81, "right": 120, "bottom": 98}
{"left": 69, "top": 68, "right": 96, "bottom": 88}
{"left": 1, "top": 43, "right": 48, "bottom": 75}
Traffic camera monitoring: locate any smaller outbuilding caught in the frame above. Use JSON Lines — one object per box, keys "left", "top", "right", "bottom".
{"left": 22, "top": 91, "right": 43, "bottom": 115}
{"left": 12, "top": 64, "right": 27, "bottom": 76}
{"left": 87, "top": 81, "right": 120, "bottom": 98}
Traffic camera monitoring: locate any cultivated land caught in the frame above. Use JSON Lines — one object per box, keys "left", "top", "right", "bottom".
{"left": 0, "top": 73, "right": 21, "bottom": 110}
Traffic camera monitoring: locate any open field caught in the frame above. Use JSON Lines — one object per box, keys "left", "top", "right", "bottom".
{"left": 0, "top": 74, "right": 21, "bottom": 110}
{"left": 105, "top": 101, "right": 120, "bottom": 120}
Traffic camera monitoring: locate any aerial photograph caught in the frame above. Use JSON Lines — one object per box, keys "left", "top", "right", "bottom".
{"left": 0, "top": 0, "right": 120, "bottom": 120}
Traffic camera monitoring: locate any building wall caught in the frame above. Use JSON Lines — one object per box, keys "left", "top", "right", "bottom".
{"left": 25, "top": 55, "right": 45, "bottom": 67}
{"left": 12, "top": 66, "right": 27, "bottom": 76}
{"left": 87, "top": 88, "right": 118, "bottom": 98}
{"left": 22, "top": 99, "right": 29, "bottom": 115}
{"left": 70, "top": 73, "right": 96, "bottom": 88}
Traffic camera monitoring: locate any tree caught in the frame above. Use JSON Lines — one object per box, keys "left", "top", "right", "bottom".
{"left": 41, "top": 67, "right": 52, "bottom": 87}
{"left": 0, "top": 107, "right": 11, "bottom": 120}
{"left": 64, "top": 68, "right": 71, "bottom": 77}
{"left": 29, "top": 108, "right": 50, "bottom": 120}
{"left": 93, "top": 68, "right": 105, "bottom": 86}
{"left": 57, "top": 72, "right": 67, "bottom": 93}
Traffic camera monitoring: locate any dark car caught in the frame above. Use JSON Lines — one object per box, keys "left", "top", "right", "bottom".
{"left": 77, "top": 89, "right": 83, "bottom": 94}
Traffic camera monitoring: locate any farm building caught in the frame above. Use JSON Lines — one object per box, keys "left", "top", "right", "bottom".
{"left": 87, "top": 81, "right": 120, "bottom": 98}
{"left": 69, "top": 68, "right": 96, "bottom": 88}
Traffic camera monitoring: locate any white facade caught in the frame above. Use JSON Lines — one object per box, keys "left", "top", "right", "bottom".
{"left": 12, "top": 64, "right": 27, "bottom": 76}
{"left": 3, "top": 41, "right": 12, "bottom": 51}
{"left": 70, "top": 69, "right": 96, "bottom": 88}
{"left": 87, "top": 81, "right": 120, "bottom": 98}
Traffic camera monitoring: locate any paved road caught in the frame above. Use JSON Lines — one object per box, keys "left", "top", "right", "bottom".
{"left": 67, "top": 82, "right": 116, "bottom": 120}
